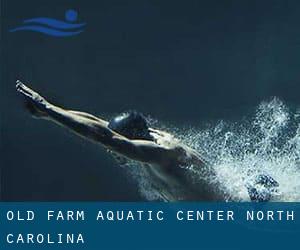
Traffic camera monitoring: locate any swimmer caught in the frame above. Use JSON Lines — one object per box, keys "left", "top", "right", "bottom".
{"left": 16, "top": 80, "right": 278, "bottom": 201}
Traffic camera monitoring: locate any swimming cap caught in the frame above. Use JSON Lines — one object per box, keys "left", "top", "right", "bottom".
{"left": 108, "top": 111, "right": 153, "bottom": 141}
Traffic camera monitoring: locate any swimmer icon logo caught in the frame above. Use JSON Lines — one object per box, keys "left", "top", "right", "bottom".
{"left": 9, "top": 9, "right": 86, "bottom": 37}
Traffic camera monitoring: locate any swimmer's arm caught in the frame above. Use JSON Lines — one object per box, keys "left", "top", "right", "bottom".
{"left": 16, "top": 81, "right": 203, "bottom": 165}
{"left": 67, "top": 110, "right": 106, "bottom": 123}
{"left": 16, "top": 81, "right": 173, "bottom": 164}
{"left": 110, "top": 137, "right": 176, "bottom": 164}
{"left": 16, "top": 81, "right": 111, "bottom": 141}
{"left": 16, "top": 80, "right": 107, "bottom": 123}
{"left": 44, "top": 108, "right": 170, "bottom": 165}
{"left": 47, "top": 108, "right": 174, "bottom": 163}
{"left": 44, "top": 105, "right": 174, "bottom": 165}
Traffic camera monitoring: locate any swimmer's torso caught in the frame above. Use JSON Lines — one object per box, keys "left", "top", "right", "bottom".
{"left": 144, "top": 129, "right": 225, "bottom": 201}
{"left": 145, "top": 160, "right": 224, "bottom": 201}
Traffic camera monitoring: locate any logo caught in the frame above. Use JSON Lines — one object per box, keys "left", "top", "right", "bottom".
{"left": 9, "top": 9, "right": 85, "bottom": 37}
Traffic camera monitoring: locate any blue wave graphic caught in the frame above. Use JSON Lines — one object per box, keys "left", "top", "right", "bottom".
{"left": 23, "top": 18, "right": 85, "bottom": 29}
{"left": 10, "top": 25, "right": 83, "bottom": 37}
{"left": 9, "top": 9, "right": 85, "bottom": 37}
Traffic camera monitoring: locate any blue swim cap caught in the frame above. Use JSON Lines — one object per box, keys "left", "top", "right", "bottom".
{"left": 108, "top": 111, "right": 153, "bottom": 141}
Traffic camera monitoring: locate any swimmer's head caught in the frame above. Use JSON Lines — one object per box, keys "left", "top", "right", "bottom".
{"left": 108, "top": 111, "right": 153, "bottom": 141}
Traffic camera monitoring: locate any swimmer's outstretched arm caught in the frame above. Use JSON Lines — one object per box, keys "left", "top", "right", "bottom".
{"left": 16, "top": 81, "right": 176, "bottom": 165}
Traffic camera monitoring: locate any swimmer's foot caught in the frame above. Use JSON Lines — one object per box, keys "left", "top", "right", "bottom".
{"left": 16, "top": 80, "right": 49, "bottom": 118}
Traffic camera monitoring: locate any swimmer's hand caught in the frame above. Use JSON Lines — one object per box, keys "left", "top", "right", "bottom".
{"left": 16, "top": 80, "right": 49, "bottom": 118}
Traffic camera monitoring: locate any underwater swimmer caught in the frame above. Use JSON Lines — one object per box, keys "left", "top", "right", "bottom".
{"left": 16, "top": 81, "right": 277, "bottom": 201}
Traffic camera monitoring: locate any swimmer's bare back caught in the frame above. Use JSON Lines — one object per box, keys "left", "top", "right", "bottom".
{"left": 16, "top": 80, "right": 222, "bottom": 200}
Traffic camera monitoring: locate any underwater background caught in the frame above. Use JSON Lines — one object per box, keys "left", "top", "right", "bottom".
{"left": 2, "top": 0, "right": 300, "bottom": 201}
